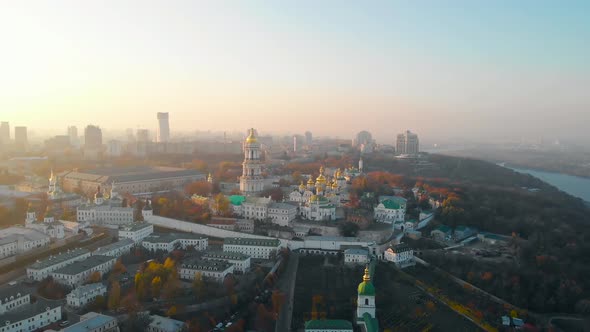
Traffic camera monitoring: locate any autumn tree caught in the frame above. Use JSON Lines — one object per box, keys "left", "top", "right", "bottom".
{"left": 166, "top": 305, "right": 177, "bottom": 317}
{"left": 151, "top": 276, "right": 163, "bottom": 298}
{"left": 113, "top": 259, "right": 127, "bottom": 275}
{"left": 212, "top": 193, "right": 232, "bottom": 217}
{"left": 87, "top": 271, "right": 102, "bottom": 284}
{"left": 185, "top": 181, "right": 212, "bottom": 197}
{"left": 108, "top": 281, "right": 121, "bottom": 310}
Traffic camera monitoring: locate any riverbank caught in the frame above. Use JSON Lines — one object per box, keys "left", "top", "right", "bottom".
{"left": 502, "top": 165, "right": 590, "bottom": 203}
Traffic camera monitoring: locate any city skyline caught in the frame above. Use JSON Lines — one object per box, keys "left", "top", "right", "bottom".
{"left": 1, "top": 1, "right": 589, "bottom": 142}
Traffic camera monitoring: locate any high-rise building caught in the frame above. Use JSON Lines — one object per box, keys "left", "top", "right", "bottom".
{"left": 396, "top": 130, "right": 419, "bottom": 155}
{"left": 67, "top": 126, "right": 78, "bottom": 146}
{"left": 305, "top": 131, "right": 313, "bottom": 146}
{"left": 157, "top": 112, "right": 170, "bottom": 143}
{"left": 0, "top": 122, "right": 9, "bottom": 145}
{"left": 137, "top": 129, "right": 150, "bottom": 142}
{"left": 84, "top": 125, "right": 103, "bottom": 149}
{"left": 355, "top": 131, "right": 373, "bottom": 147}
{"left": 14, "top": 126, "right": 27, "bottom": 150}
{"left": 240, "top": 128, "right": 264, "bottom": 195}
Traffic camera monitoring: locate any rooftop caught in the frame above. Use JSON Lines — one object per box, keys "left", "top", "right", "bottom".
{"left": 224, "top": 237, "right": 281, "bottom": 247}
{"left": 93, "top": 238, "right": 134, "bottom": 255}
{"left": 0, "top": 299, "right": 60, "bottom": 325}
{"left": 52, "top": 255, "right": 115, "bottom": 276}
{"left": 149, "top": 315, "right": 185, "bottom": 332}
{"left": 304, "top": 319, "right": 353, "bottom": 330}
{"left": 0, "top": 283, "right": 30, "bottom": 303}
{"left": 181, "top": 258, "right": 232, "bottom": 271}
{"left": 28, "top": 248, "right": 90, "bottom": 270}
{"left": 305, "top": 236, "right": 361, "bottom": 242}
{"left": 202, "top": 250, "right": 250, "bottom": 261}
{"left": 63, "top": 312, "right": 117, "bottom": 332}
{"left": 229, "top": 195, "right": 246, "bottom": 206}
{"left": 68, "top": 283, "right": 106, "bottom": 298}
{"left": 143, "top": 232, "right": 206, "bottom": 244}
{"left": 344, "top": 248, "right": 368, "bottom": 255}
{"left": 269, "top": 202, "right": 297, "bottom": 210}
{"left": 119, "top": 222, "right": 153, "bottom": 232}
{"left": 62, "top": 166, "right": 203, "bottom": 184}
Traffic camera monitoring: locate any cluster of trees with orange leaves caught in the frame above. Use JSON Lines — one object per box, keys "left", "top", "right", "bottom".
{"left": 152, "top": 193, "right": 211, "bottom": 222}
{"left": 37, "top": 276, "right": 69, "bottom": 299}
{"left": 134, "top": 258, "right": 182, "bottom": 302}
{"left": 185, "top": 180, "right": 213, "bottom": 197}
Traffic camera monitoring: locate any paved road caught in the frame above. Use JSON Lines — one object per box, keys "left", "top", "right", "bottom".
{"left": 275, "top": 253, "right": 299, "bottom": 332}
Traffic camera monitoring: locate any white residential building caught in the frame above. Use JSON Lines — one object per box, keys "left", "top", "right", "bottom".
{"left": 26, "top": 248, "right": 91, "bottom": 281}
{"left": 142, "top": 233, "right": 208, "bottom": 253}
{"left": 0, "top": 297, "right": 61, "bottom": 332}
{"left": 241, "top": 196, "right": 271, "bottom": 220}
{"left": 267, "top": 202, "right": 298, "bottom": 226}
{"left": 223, "top": 237, "right": 281, "bottom": 259}
{"left": 66, "top": 283, "right": 107, "bottom": 308}
{"left": 63, "top": 312, "right": 120, "bottom": 332}
{"left": 344, "top": 248, "right": 369, "bottom": 265}
{"left": 179, "top": 258, "right": 234, "bottom": 283}
{"left": 202, "top": 251, "right": 251, "bottom": 273}
{"left": 374, "top": 196, "right": 407, "bottom": 224}
{"left": 118, "top": 222, "right": 153, "bottom": 243}
{"left": 0, "top": 285, "right": 30, "bottom": 315}
{"left": 0, "top": 226, "right": 50, "bottom": 258}
{"left": 384, "top": 244, "right": 414, "bottom": 268}
{"left": 147, "top": 315, "right": 186, "bottom": 332}
{"left": 92, "top": 238, "right": 134, "bottom": 258}
{"left": 51, "top": 255, "right": 116, "bottom": 287}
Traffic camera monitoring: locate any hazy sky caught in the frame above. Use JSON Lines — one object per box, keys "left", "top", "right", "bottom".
{"left": 1, "top": 1, "right": 589, "bottom": 143}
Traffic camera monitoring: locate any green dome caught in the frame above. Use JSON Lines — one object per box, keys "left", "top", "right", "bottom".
{"left": 357, "top": 266, "right": 375, "bottom": 296}
{"left": 358, "top": 281, "right": 375, "bottom": 296}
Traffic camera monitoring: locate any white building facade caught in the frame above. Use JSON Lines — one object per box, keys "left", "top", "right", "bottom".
{"left": 179, "top": 258, "right": 234, "bottom": 283}
{"left": 202, "top": 251, "right": 251, "bottom": 273}
{"left": 66, "top": 283, "right": 107, "bottom": 308}
{"left": 92, "top": 238, "right": 134, "bottom": 258}
{"left": 223, "top": 238, "right": 281, "bottom": 259}
{"left": 118, "top": 222, "right": 154, "bottom": 243}
{"left": 384, "top": 244, "right": 414, "bottom": 268}
{"left": 26, "top": 248, "right": 91, "bottom": 281}
{"left": 51, "top": 255, "right": 116, "bottom": 287}
{"left": 344, "top": 248, "right": 369, "bottom": 265}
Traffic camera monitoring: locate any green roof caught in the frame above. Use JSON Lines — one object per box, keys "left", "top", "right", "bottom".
{"left": 435, "top": 224, "right": 452, "bottom": 233}
{"left": 362, "top": 312, "right": 379, "bottom": 332}
{"left": 304, "top": 319, "right": 353, "bottom": 330}
{"left": 229, "top": 195, "right": 246, "bottom": 206}
{"left": 358, "top": 280, "right": 375, "bottom": 296}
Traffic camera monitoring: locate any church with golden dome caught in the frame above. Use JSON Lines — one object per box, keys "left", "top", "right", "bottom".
{"left": 288, "top": 165, "right": 342, "bottom": 221}
{"left": 240, "top": 128, "right": 265, "bottom": 195}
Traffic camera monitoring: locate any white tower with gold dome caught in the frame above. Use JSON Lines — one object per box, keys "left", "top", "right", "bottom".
{"left": 240, "top": 128, "right": 264, "bottom": 195}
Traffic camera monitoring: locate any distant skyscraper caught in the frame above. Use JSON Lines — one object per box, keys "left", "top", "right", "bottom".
{"left": 84, "top": 125, "right": 103, "bottom": 149}
{"left": 125, "top": 128, "right": 135, "bottom": 142}
{"left": 14, "top": 126, "right": 27, "bottom": 150}
{"left": 305, "top": 131, "right": 313, "bottom": 146}
{"left": 396, "top": 130, "right": 419, "bottom": 155}
{"left": 67, "top": 126, "right": 78, "bottom": 145}
{"left": 293, "top": 135, "right": 297, "bottom": 152}
{"left": 157, "top": 112, "right": 170, "bottom": 143}
{"left": 0, "top": 122, "right": 9, "bottom": 145}
{"left": 355, "top": 130, "right": 373, "bottom": 147}
{"left": 137, "top": 129, "right": 149, "bottom": 142}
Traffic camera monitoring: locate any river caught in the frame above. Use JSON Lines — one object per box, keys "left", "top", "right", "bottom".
{"left": 502, "top": 165, "right": 590, "bottom": 203}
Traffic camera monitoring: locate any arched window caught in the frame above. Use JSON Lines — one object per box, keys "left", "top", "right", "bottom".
{"left": 365, "top": 298, "right": 369, "bottom": 305}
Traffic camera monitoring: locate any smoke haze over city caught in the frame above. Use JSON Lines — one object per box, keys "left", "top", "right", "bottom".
{"left": 1, "top": 1, "right": 589, "bottom": 143}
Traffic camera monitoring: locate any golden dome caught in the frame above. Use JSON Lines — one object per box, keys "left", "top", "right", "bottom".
{"left": 245, "top": 128, "right": 257, "bottom": 144}
{"left": 299, "top": 181, "right": 306, "bottom": 190}
{"left": 315, "top": 174, "right": 327, "bottom": 184}
{"left": 310, "top": 195, "right": 318, "bottom": 202}
{"left": 307, "top": 177, "right": 314, "bottom": 185}
{"left": 331, "top": 181, "right": 338, "bottom": 189}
